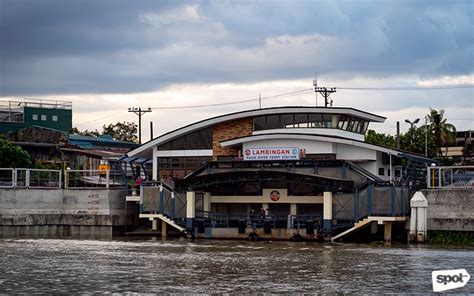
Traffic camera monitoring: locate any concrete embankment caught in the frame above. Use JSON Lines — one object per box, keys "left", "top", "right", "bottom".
{"left": 0, "top": 189, "right": 131, "bottom": 238}
{"left": 423, "top": 189, "right": 474, "bottom": 232}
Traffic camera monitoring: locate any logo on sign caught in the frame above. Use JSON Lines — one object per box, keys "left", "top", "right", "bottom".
{"left": 269, "top": 190, "right": 281, "bottom": 201}
{"left": 432, "top": 269, "right": 470, "bottom": 292}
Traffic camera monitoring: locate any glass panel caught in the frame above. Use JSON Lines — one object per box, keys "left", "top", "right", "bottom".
{"left": 294, "top": 113, "right": 308, "bottom": 128}
{"left": 172, "top": 136, "right": 185, "bottom": 150}
{"left": 308, "top": 114, "right": 322, "bottom": 128}
{"left": 347, "top": 117, "right": 355, "bottom": 131}
{"left": 362, "top": 121, "right": 370, "bottom": 134}
{"left": 158, "top": 141, "right": 172, "bottom": 150}
{"left": 186, "top": 131, "right": 199, "bottom": 149}
{"left": 322, "top": 114, "right": 332, "bottom": 128}
{"left": 266, "top": 115, "right": 280, "bottom": 129}
{"left": 199, "top": 127, "right": 212, "bottom": 149}
{"left": 352, "top": 118, "right": 360, "bottom": 132}
{"left": 280, "top": 114, "right": 294, "bottom": 128}
{"left": 254, "top": 116, "right": 266, "bottom": 131}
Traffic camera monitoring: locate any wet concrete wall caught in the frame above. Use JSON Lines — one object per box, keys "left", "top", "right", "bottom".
{"left": 0, "top": 188, "right": 130, "bottom": 238}
{"left": 423, "top": 190, "right": 474, "bottom": 232}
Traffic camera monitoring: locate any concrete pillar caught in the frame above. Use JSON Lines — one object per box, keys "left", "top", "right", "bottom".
{"left": 152, "top": 147, "right": 158, "bottom": 180}
{"left": 151, "top": 218, "right": 158, "bottom": 231}
{"left": 384, "top": 221, "right": 392, "bottom": 242}
{"left": 409, "top": 191, "right": 428, "bottom": 243}
{"left": 262, "top": 203, "right": 268, "bottom": 212}
{"left": 203, "top": 192, "right": 211, "bottom": 213}
{"left": 186, "top": 191, "right": 196, "bottom": 229}
{"left": 323, "top": 191, "right": 333, "bottom": 235}
{"left": 290, "top": 203, "right": 297, "bottom": 216}
{"left": 161, "top": 220, "right": 167, "bottom": 239}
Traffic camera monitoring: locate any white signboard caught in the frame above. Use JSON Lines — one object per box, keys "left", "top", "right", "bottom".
{"left": 243, "top": 147, "right": 300, "bottom": 161}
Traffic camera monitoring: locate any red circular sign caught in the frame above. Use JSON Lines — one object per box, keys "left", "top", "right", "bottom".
{"left": 270, "top": 190, "right": 281, "bottom": 201}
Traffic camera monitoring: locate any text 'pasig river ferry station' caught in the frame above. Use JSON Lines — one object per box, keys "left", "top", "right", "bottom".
{"left": 126, "top": 104, "right": 433, "bottom": 241}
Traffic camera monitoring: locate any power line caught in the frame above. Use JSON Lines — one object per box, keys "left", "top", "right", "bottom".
{"left": 336, "top": 83, "right": 474, "bottom": 91}
{"left": 75, "top": 112, "right": 132, "bottom": 128}
{"left": 150, "top": 88, "right": 313, "bottom": 110}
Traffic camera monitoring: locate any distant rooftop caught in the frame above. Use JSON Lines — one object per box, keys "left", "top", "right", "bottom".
{"left": 0, "top": 98, "right": 72, "bottom": 111}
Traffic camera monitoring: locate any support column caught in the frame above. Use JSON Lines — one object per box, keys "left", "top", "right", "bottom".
{"left": 151, "top": 218, "right": 158, "bottom": 231}
{"left": 409, "top": 191, "right": 428, "bottom": 243}
{"left": 262, "top": 203, "right": 269, "bottom": 215}
{"left": 323, "top": 191, "right": 333, "bottom": 236}
{"left": 290, "top": 203, "right": 297, "bottom": 216}
{"left": 152, "top": 146, "right": 158, "bottom": 181}
{"left": 161, "top": 220, "right": 167, "bottom": 239}
{"left": 384, "top": 221, "right": 392, "bottom": 242}
{"left": 186, "top": 191, "right": 196, "bottom": 229}
{"left": 203, "top": 192, "right": 211, "bottom": 213}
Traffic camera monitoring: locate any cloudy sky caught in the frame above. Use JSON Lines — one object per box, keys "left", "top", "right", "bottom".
{"left": 1, "top": 0, "right": 473, "bottom": 140}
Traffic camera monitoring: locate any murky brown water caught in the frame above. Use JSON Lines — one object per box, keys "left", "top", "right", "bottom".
{"left": 0, "top": 238, "right": 473, "bottom": 294}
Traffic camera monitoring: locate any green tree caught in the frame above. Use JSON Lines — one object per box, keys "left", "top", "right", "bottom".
{"left": 427, "top": 108, "right": 456, "bottom": 156}
{"left": 71, "top": 121, "right": 138, "bottom": 143}
{"left": 70, "top": 127, "right": 101, "bottom": 137}
{"left": 0, "top": 135, "right": 31, "bottom": 168}
{"left": 365, "top": 129, "right": 395, "bottom": 148}
{"left": 102, "top": 121, "right": 138, "bottom": 143}
{"left": 399, "top": 126, "right": 436, "bottom": 157}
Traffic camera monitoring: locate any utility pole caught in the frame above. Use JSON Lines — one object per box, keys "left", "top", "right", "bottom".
{"left": 424, "top": 116, "right": 428, "bottom": 157}
{"left": 313, "top": 72, "right": 318, "bottom": 106}
{"left": 314, "top": 82, "right": 336, "bottom": 107}
{"left": 128, "top": 107, "right": 152, "bottom": 144}
{"left": 150, "top": 121, "right": 154, "bottom": 141}
{"left": 259, "top": 85, "right": 262, "bottom": 109}
{"left": 396, "top": 121, "right": 400, "bottom": 149}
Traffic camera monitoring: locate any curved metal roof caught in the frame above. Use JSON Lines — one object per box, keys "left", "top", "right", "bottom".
{"left": 128, "top": 106, "right": 386, "bottom": 157}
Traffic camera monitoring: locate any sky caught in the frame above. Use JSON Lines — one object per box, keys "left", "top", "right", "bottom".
{"left": 1, "top": 0, "right": 473, "bottom": 141}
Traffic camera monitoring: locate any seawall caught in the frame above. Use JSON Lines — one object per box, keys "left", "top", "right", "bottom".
{"left": 0, "top": 188, "right": 130, "bottom": 238}
{"left": 423, "top": 189, "right": 474, "bottom": 232}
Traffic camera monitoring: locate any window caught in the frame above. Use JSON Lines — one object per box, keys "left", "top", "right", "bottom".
{"left": 41, "top": 115, "right": 47, "bottom": 121}
{"left": 294, "top": 114, "right": 308, "bottom": 128}
{"left": 322, "top": 114, "right": 332, "bottom": 128}
{"left": 254, "top": 116, "right": 266, "bottom": 131}
{"left": 52, "top": 115, "right": 58, "bottom": 122}
{"left": 266, "top": 115, "right": 280, "bottom": 129}
{"left": 378, "top": 168, "right": 385, "bottom": 176}
{"left": 32, "top": 114, "right": 38, "bottom": 121}
{"left": 308, "top": 114, "right": 322, "bottom": 127}
{"left": 280, "top": 114, "right": 294, "bottom": 128}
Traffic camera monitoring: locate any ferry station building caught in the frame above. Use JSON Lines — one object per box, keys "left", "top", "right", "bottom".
{"left": 127, "top": 106, "right": 431, "bottom": 239}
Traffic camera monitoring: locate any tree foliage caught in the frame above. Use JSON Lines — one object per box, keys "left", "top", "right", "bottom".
{"left": 0, "top": 135, "right": 31, "bottom": 168}
{"left": 365, "top": 129, "right": 395, "bottom": 148}
{"left": 427, "top": 108, "right": 456, "bottom": 156}
{"left": 71, "top": 121, "right": 138, "bottom": 143}
{"left": 365, "top": 108, "right": 456, "bottom": 158}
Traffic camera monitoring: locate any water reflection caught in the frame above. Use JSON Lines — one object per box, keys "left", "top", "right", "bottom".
{"left": 0, "top": 238, "right": 472, "bottom": 294}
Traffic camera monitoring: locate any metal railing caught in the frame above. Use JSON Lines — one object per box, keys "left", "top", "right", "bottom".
{"left": 427, "top": 165, "right": 474, "bottom": 190}
{"left": 65, "top": 169, "right": 125, "bottom": 189}
{"left": 0, "top": 168, "right": 15, "bottom": 188}
{"left": 0, "top": 168, "right": 61, "bottom": 188}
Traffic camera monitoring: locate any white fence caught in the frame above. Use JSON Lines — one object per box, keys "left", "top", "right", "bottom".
{"left": 0, "top": 168, "right": 61, "bottom": 189}
{"left": 427, "top": 165, "right": 474, "bottom": 190}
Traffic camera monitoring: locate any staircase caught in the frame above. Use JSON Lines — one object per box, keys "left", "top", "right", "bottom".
{"left": 139, "top": 213, "right": 186, "bottom": 233}
{"left": 331, "top": 216, "right": 408, "bottom": 242}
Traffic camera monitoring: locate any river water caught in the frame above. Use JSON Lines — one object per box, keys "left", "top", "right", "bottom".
{"left": 0, "top": 238, "right": 472, "bottom": 294}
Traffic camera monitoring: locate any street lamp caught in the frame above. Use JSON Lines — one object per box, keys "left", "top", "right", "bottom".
{"left": 405, "top": 118, "right": 420, "bottom": 146}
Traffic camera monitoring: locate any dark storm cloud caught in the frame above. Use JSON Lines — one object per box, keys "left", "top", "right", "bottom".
{"left": 0, "top": 0, "right": 472, "bottom": 95}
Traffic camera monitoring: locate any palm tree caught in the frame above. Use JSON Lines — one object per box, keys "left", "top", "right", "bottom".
{"left": 427, "top": 108, "right": 456, "bottom": 156}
